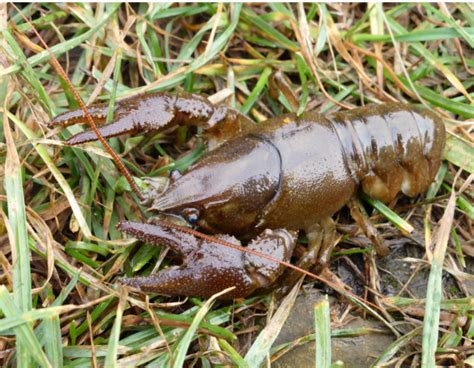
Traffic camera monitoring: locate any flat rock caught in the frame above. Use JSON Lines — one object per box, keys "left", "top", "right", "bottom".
{"left": 273, "top": 289, "right": 395, "bottom": 367}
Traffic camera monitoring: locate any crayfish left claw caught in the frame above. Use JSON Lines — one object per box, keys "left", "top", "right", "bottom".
{"left": 49, "top": 92, "right": 255, "bottom": 147}
{"left": 118, "top": 221, "right": 297, "bottom": 299}
{"left": 49, "top": 93, "right": 179, "bottom": 145}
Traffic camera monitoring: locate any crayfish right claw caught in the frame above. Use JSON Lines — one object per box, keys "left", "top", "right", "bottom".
{"left": 118, "top": 221, "right": 297, "bottom": 300}
{"left": 118, "top": 221, "right": 256, "bottom": 299}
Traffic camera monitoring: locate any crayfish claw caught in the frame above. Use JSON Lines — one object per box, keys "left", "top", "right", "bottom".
{"left": 119, "top": 227, "right": 256, "bottom": 299}
{"left": 117, "top": 221, "right": 198, "bottom": 257}
{"left": 118, "top": 222, "right": 299, "bottom": 299}
{"left": 62, "top": 110, "right": 151, "bottom": 145}
{"left": 121, "top": 265, "right": 246, "bottom": 299}
{"left": 48, "top": 104, "right": 109, "bottom": 128}
{"left": 59, "top": 93, "right": 178, "bottom": 145}
{"left": 49, "top": 91, "right": 257, "bottom": 148}
{"left": 244, "top": 229, "right": 298, "bottom": 289}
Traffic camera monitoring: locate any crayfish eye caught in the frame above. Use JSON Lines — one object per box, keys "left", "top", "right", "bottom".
{"left": 182, "top": 208, "right": 199, "bottom": 225}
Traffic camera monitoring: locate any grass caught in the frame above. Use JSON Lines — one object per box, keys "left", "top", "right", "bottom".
{"left": 314, "top": 296, "right": 331, "bottom": 368}
{"left": 0, "top": 3, "right": 473, "bottom": 367}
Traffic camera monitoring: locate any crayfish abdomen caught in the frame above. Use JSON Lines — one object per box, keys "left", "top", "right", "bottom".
{"left": 250, "top": 103, "right": 445, "bottom": 233}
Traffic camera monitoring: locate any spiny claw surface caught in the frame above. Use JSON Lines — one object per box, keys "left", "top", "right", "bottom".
{"left": 117, "top": 221, "right": 296, "bottom": 299}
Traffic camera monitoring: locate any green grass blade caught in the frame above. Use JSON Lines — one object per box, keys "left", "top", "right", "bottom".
{"left": 0, "top": 286, "right": 51, "bottom": 368}
{"left": 385, "top": 15, "right": 472, "bottom": 109}
{"left": 172, "top": 14, "right": 220, "bottom": 70}
{"left": 7, "top": 111, "right": 93, "bottom": 239}
{"left": 3, "top": 110, "right": 32, "bottom": 366}
{"left": 0, "top": 305, "right": 73, "bottom": 332}
{"left": 296, "top": 53, "right": 310, "bottom": 115}
{"left": 240, "top": 7, "right": 299, "bottom": 51}
{"left": 147, "top": 312, "right": 236, "bottom": 341}
{"left": 240, "top": 67, "right": 272, "bottom": 115}
{"left": 143, "top": 3, "right": 242, "bottom": 93}
{"left": 456, "top": 4, "right": 474, "bottom": 26}
{"left": 136, "top": 17, "right": 159, "bottom": 78}
{"left": 104, "top": 290, "right": 126, "bottom": 368}
{"left": 359, "top": 192, "right": 414, "bottom": 235}
{"left": 422, "top": 190, "right": 457, "bottom": 367}
{"left": 444, "top": 135, "right": 474, "bottom": 174}
{"left": 1, "top": 29, "right": 55, "bottom": 115}
{"left": 371, "top": 327, "right": 422, "bottom": 367}
{"left": 41, "top": 316, "right": 63, "bottom": 367}
{"left": 351, "top": 27, "right": 474, "bottom": 43}
{"left": 314, "top": 296, "right": 331, "bottom": 368}
{"left": 169, "top": 288, "right": 234, "bottom": 368}
{"left": 35, "top": 271, "right": 81, "bottom": 362}
{"left": 394, "top": 75, "right": 474, "bottom": 117}
{"left": 218, "top": 339, "right": 249, "bottom": 368}
{"left": 421, "top": 4, "right": 474, "bottom": 48}
{"left": 2, "top": 4, "right": 120, "bottom": 77}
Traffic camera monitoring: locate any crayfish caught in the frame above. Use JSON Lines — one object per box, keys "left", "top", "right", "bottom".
{"left": 50, "top": 93, "right": 445, "bottom": 299}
